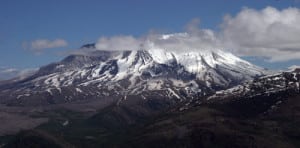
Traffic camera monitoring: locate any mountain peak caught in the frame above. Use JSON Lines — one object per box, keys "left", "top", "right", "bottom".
{"left": 0, "top": 47, "right": 266, "bottom": 106}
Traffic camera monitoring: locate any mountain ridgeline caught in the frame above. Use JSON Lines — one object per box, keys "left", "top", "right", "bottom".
{"left": 0, "top": 45, "right": 264, "bottom": 106}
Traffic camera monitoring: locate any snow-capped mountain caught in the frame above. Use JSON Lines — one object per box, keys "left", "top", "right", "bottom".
{"left": 0, "top": 45, "right": 265, "bottom": 106}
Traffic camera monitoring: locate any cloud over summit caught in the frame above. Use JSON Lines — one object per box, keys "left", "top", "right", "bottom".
{"left": 94, "top": 18, "right": 221, "bottom": 53}
{"left": 92, "top": 7, "right": 300, "bottom": 62}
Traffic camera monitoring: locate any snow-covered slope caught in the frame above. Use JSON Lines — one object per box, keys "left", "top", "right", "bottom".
{"left": 207, "top": 69, "right": 300, "bottom": 101}
{"left": 0, "top": 45, "right": 265, "bottom": 106}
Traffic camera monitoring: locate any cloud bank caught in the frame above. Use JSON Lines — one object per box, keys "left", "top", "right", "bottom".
{"left": 221, "top": 6, "right": 300, "bottom": 62}
{"left": 23, "top": 39, "right": 68, "bottom": 54}
{"left": 92, "top": 7, "right": 300, "bottom": 62}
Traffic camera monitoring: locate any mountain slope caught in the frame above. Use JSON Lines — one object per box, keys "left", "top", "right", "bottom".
{"left": 0, "top": 47, "right": 264, "bottom": 106}
{"left": 4, "top": 53, "right": 300, "bottom": 148}
{"left": 4, "top": 70, "right": 300, "bottom": 148}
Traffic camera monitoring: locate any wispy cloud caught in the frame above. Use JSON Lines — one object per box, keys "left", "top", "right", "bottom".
{"left": 0, "top": 67, "right": 37, "bottom": 80}
{"left": 95, "top": 36, "right": 143, "bottom": 51}
{"left": 23, "top": 39, "right": 68, "bottom": 54}
{"left": 288, "top": 65, "right": 300, "bottom": 70}
{"left": 93, "top": 18, "right": 220, "bottom": 53}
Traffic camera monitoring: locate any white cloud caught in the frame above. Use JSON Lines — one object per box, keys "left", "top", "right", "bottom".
{"left": 288, "top": 65, "right": 300, "bottom": 70}
{"left": 94, "top": 19, "right": 220, "bottom": 53}
{"left": 221, "top": 6, "right": 300, "bottom": 62}
{"left": 1, "top": 68, "right": 18, "bottom": 73}
{"left": 0, "top": 67, "right": 37, "bottom": 80}
{"left": 95, "top": 36, "right": 143, "bottom": 51}
{"left": 91, "top": 7, "right": 300, "bottom": 62}
{"left": 23, "top": 39, "right": 68, "bottom": 54}
{"left": 31, "top": 39, "right": 68, "bottom": 49}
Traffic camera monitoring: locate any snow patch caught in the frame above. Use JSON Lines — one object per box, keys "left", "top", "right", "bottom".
{"left": 76, "top": 88, "right": 83, "bottom": 93}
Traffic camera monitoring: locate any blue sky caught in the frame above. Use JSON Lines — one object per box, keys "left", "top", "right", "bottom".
{"left": 0, "top": 0, "right": 300, "bottom": 73}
